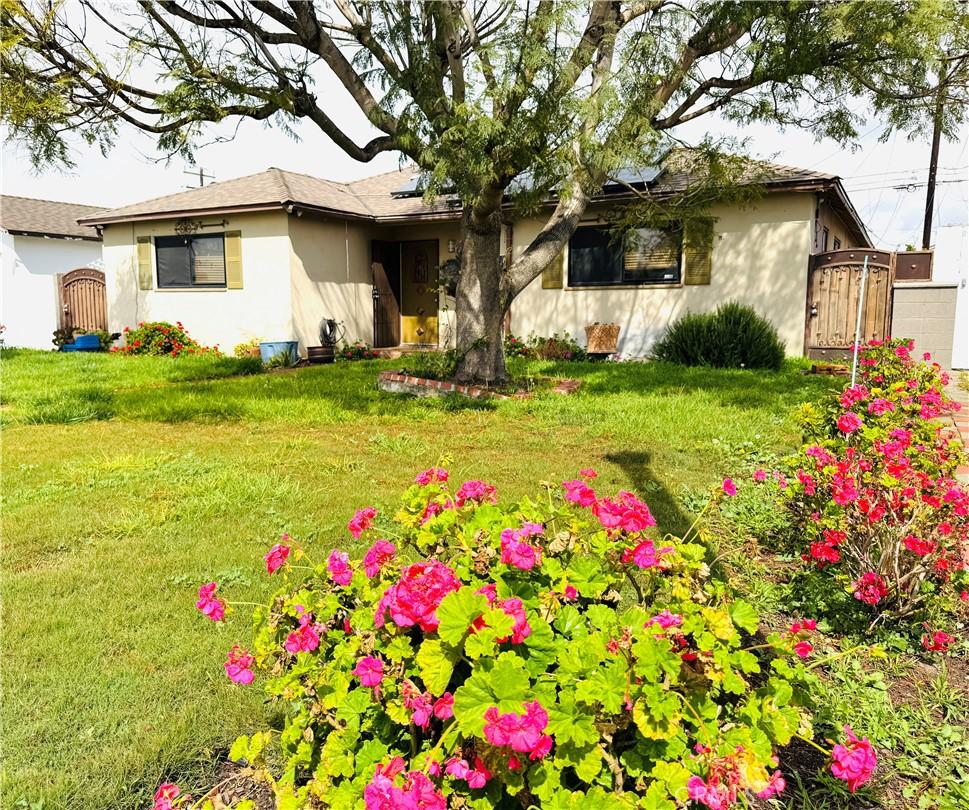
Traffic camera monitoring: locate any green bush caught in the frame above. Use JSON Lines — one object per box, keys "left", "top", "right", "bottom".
{"left": 402, "top": 349, "right": 459, "bottom": 381}
{"left": 116, "top": 321, "right": 219, "bottom": 357}
{"left": 652, "top": 302, "right": 785, "bottom": 371}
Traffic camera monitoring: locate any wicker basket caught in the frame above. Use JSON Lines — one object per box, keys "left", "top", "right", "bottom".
{"left": 585, "top": 322, "right": 620, "bottom": 354}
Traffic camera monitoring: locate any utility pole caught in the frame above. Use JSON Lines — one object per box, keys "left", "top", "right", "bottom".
{"left": 921, "top": 84, "right": 944, "bottom": 250}
{"left": 183, "top": 166, "right": 215, "bottom": 188}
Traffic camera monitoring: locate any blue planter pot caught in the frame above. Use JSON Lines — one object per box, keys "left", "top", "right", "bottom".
{"left": 61, "top": 334, "right": 101, "bottom": 352}
{"left": 259, "top": 340, "right": 299, "bottom": 365}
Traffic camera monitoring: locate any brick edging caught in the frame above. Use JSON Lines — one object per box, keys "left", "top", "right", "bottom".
{"left": 377, "top": 371, "right": 502, "bottom": 399}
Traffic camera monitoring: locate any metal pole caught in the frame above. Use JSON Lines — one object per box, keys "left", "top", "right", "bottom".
{"left": 850, "top": 254, "right": 870, "bottom": 387}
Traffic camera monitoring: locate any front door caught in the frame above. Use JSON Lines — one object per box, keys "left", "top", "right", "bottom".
{"left": 806, "top": 249, "right": 894, "bottom": 357}
{"left": 372, "top": 241, "right": 401, "bottom": 348}
{"left": 59, "top": 267, "right": 108, "bottom": 333}
{"left": 400, "top": 240, "right": 439, "bottom": 346}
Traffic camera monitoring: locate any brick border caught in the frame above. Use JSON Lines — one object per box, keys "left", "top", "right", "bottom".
{"left": 377, "top": 371, "right": 583, "bottom": 400}
{"left": 377, "top": 371, "right": 507, "bottom": 399}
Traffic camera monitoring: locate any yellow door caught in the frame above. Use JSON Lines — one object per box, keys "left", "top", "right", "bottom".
{"left": 400, "top": 240, "right": 439, "bottom": 345}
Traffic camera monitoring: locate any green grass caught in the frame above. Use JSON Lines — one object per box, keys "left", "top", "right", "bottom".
{"left": 0, "top": 351, "right": 837, "bottom": 809}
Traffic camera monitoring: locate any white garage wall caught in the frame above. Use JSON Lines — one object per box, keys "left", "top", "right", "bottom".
{"left": 0, "top": 232, "right": 103, "bottom": 349}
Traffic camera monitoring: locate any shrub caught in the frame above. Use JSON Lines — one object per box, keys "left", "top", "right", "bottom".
{"left": 179, "top": 469, "right": 876, "bottom": 808}
{"left": 338, "top": 340, "right": 380, "bottom": 361}
{"left": 528, "top": 332, "right": 587, "bottom": 361}
{"left": 113, "top": 321, "right": 220, "bottom": 357}
{"left": 402, "top": 349, "right": 459, "bottom": 381}
{"left": 780, "top": 339, "right": 968, "bottom": 625}
{"left": 504, "top": 334, "right": 530, "bottom": 358}
{"left": 652, "top": 302, "right": 785, "bottom": 371}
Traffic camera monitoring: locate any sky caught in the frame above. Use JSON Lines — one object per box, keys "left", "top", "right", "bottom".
{"left": 2, "top": 41, "right": 967, "bottom": 251}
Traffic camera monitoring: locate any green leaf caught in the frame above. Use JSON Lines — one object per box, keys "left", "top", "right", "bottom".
{"left": 576, "top": 658, "right": 628, "bottom": 714}
{"left": 384, "top": 635, "right": 415, "bottom": 662}
{"left": 465, "top": 627, "right": 498, "bottom": 659}
{"left": 632, "top": 634, "right": 682, "bottom": 683}
{"left": 633, "top": 686, "right": 681, "bottom": 740}
{"left": 553, "top": 605, "right": 584, "bottom": 637}
{"left": 416, "top": 639, "right": 459, "bottom": 694}
{"left": 522, "top": 616, "right": 561, "bottom": 676}
{"left": 566, "top": 557, "right": 610, "bottom": 597}
{"left": 585, "top": 604, "right": 617, "bottom": 632}
{"left": 728, "top": 600, "right": 759, "bottom": 635}
{"left": 548, "top": 692, "right": 599, "bottom": 746}
{"left": 436, "top": 586, "right": 489, "bottom": 646}
{"left": 452, "top": 653, "right": 530, "bottom": 736}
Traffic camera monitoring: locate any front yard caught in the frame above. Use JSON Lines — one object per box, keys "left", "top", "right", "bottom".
{"left": 2, "top": 351, "right": 966, "bottom": 810}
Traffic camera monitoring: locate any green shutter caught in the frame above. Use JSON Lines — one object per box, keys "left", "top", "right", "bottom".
{"left": 136, "top": 236, "right": 153, "bottom": 290}
{"left": 541, "top": 250, "right": 564, "bottom": 289}
{"left": 683, "top": 219, "right": 714, "bottom": 286}
{"left": 225, "top": 230, "right": 243, "bottom": 289}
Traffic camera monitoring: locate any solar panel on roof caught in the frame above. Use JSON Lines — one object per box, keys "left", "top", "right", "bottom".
{"left": 391, "top": 175, "right": 425, "bottom": 197}
{"left": 604, "top": 165, "right": 662, "bottom": 187}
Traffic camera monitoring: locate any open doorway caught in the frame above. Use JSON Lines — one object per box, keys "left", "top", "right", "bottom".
{"left": 371, "top": 239, "right": 439, "bottom": 348}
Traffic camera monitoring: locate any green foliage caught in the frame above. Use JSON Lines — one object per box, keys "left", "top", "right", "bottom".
{"left": 527, "top": 333, "right": 587, "bottom": 361}
{"left": 401, "top": 349, "right": 460, "bottom": 381}
{"left": 117, "top": 321, "right": 219, "bottom": 358}
{"left": 652, "top": 302, "right": 785, "bottom": 371}
{"left": 232, "top": 338, "right": 262, "bottom": 358}
{"left": 204, "top": 473, "right": 817, "bottom": 807}
{"left": 336, "top": 341, "right": 380, "bottom": 361}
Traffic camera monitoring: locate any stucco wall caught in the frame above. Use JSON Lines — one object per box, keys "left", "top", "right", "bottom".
{"left": 1, "top": 232, "right": 103, "bottom": 349}
{"left": 102, "top": 212, "right": 292, "bottom": 350}
{"left": 288, "top": 213, "right": 373, "bottom": 351}
{"left": 815, "top": 201, "right": 856, "bottom": 251}
{"left": 509, "top": 192, "right": 815, "bottom": 356}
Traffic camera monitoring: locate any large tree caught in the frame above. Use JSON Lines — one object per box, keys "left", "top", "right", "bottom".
{"left": 2, "top": 1, "right": 963, "bottom": 381}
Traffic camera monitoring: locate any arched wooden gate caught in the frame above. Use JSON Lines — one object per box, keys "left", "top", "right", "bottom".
{"left": 59, "top": 268, "right": 108, "bottom": 333}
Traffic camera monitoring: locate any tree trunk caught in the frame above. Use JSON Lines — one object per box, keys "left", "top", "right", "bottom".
{"left": 454, "top": 207, "right": 509, "bottom": 384}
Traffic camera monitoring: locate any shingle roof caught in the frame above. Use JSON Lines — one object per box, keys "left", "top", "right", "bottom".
{"left": 0, "top": 195, "right": 105, "bottom": 240}
{"left": 79, "top": 154, "right": 861, "bottom": 237}
{"left": 78, "top": 167, "right": 370, "bottom": 225}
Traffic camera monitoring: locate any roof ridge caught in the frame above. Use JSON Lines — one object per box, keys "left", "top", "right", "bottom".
{"left": 0, "top": 194, "right": 107, "bottom": 210}
{"left": 345, "top": 165, "right": 418, "bottom": 189}
{"left": 268, "top": 166, "right": 295, "bottom": 201}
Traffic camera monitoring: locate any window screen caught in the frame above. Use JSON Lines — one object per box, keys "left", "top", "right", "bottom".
{"left": 568, "top": 225, "right": 680, "bottom": 287}
{"left": 623, "top": 228, "right": 681, "bottom": 284}
{"left": 155, "top": 234, "right": 226, "bottom": 288}
{"left": 568, "top": 227, "right": 622, "bottom": 286}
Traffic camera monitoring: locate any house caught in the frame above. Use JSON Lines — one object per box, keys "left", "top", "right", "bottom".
{"left": 1, "top": 196, "right": 106, "bottom": 349}
{"left": 78, "top": 155, "right": 873, "bottom": 358}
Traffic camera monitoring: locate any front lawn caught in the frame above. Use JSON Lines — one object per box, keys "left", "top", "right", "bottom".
{"left": 1, "top": 351, "right": 832, "bottom": 809}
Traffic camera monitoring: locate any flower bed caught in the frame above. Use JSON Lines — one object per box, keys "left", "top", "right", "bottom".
{"left": 161, "top": 470, "right": 878, "bottom": 808}
{"left": 112, "top": 321, "right": 220, "bottom": 357}
{"left": 776, "top": 339, "right": 968, "bottom": 627}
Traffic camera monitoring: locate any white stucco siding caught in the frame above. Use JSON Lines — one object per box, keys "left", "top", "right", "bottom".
{"left": 0, "top": 232, "right": 103, "bottom": 349}
{"left": 509, "top": 192, "right": 815, "bottom": 356}
{"left": 288, "top": 214, "right": 374, "bottom": 351}
{"left": 102, "top": 212, "right": 293, "bottom": 351}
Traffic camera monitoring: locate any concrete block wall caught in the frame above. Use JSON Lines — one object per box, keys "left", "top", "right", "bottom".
{"left": 891, "top": 283, "right": 958, "bottom": 369}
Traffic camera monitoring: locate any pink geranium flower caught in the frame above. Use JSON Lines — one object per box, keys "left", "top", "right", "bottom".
{"left": 153, "top": 783, "right": 181, "bottom": 810}
{"left": 831, "top": 726, "right": 876, "bottom": 792}
{"left": 433, "top": 692, "right": 454, "bottom": 720}
{"left": 196, "top": 582, "right": 225, "bottom": 622}
{"left": 852, "top": 572, "right": 888, "bottom": 605}
{"left": 562, "top": 584, "right": 578, "bottom": 600}
{"left": 414, "top": 467, "right": 448, "bottom": 486}
{"left": 224, "top": 644, "right": 255, "bottom": 684}
{"left": 348, "top": 506, "right": 377, "bottom": 538}
{"left": 362, "top": 540, "right": 396, "bottom": 578}
{"left": 753, "top": 469, "right": 767, "bottom": 482}
{"left": 593, "top": 490, "right": 656, "bottom": 532}
{"left": 721, "top": 478, "right": 737, "bottom": 496}
{"left": 264, "top": 541, "right": 290, "bottom": 574}
{"left": 284, "top": 615, "right": 321, "bottom": 654}
{"left": 837, "top": 412, "right": 863, "bottom": 434}
{"left": 352, "top": 655, "right": 385, "bottom": 687}
{"left": 562, "top": 479, "right": 597, "bottom": 507}
{"left": 757, "top": 770, "right": 786, "bottom": 799}
{"left": 483, "top": 700, "right": 552, "bottom": 760}
{"left": 375, "top": 560, "right": 461, "bottom": 632}
{"left": 327, "top": 550, "right": 353, "bottom": 586}
{"left": 645, "top": 610, "right": 683, "bottom": 630}
{"left": 454, "top": 479, "right": 497, "bottom": 507}
{"left": 921, "top": 630, "right": 955, "bottom": 652}
{"left": 621, "top": 539, "right": 673, "bottom": 569}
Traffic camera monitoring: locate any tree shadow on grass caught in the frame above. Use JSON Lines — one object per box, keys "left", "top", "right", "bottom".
{"left": 605, "top": 449, "right": 693, "bottom": 537}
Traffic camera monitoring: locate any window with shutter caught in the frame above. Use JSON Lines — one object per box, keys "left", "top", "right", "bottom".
{"left": 154, "top": 234, "right": 226, "bottom": 288}
{"left": 683, "top": 219, "right": 714, "bottom": 286}
{"left": 567, "top": 225, "right": 680, "bottom": 286}
{"left": 541, "top": 250, "right": 565, "bottom": 289}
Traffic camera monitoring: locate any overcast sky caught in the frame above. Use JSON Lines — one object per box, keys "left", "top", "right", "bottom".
{"left": 2, "top": 50, "right": 966, "bottom": 251}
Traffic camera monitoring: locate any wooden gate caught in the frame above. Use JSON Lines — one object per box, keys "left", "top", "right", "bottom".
{"left": 805, "top": 249, "right": 895, "bottom": 358}
{"left": 59, "top": 267, "right": 108, "bottom": 334}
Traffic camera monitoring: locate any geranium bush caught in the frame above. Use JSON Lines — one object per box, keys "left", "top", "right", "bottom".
{"left": 337, "top": 340, "right": 381, "bottom": 361}
{"left": 112, "top": 320, "right": 220, "bottom": 357}
{"left": 172, "top": 469, "right": 881, "bottom": 809}
{"left": 782, "top": 338, "right": 968, "bottom": 625}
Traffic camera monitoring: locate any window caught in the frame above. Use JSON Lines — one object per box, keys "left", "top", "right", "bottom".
{"left": 822, "top": 226, "right": 830, "bottom": 251}
{"left": 833, "top": 237, "right": 842, "bottom": 250}
{"left": 567, "top": 225, "right": 680, "bottom": 287}
{"left": 155, "top": 234, "right": 226, "bottom": 288}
